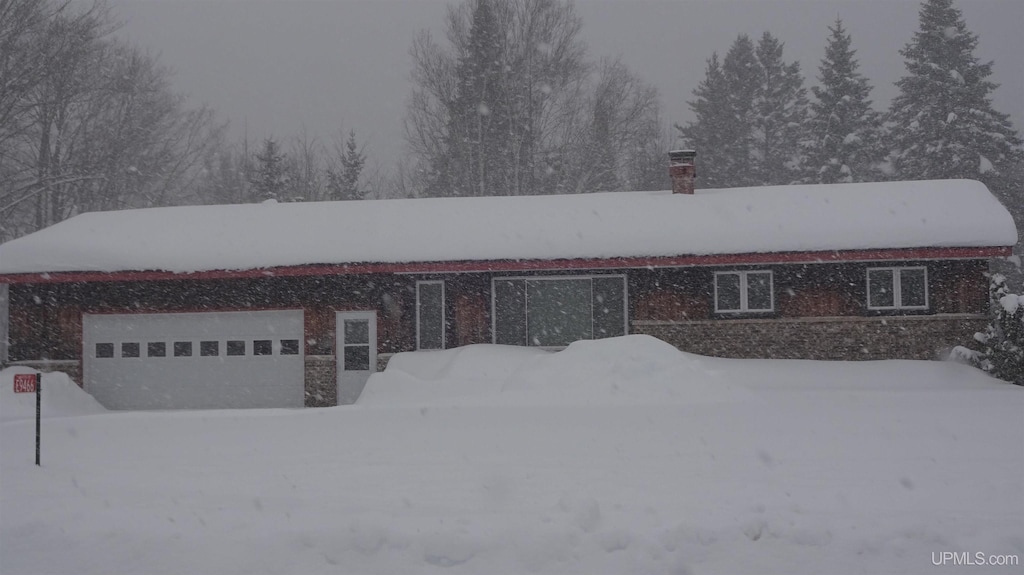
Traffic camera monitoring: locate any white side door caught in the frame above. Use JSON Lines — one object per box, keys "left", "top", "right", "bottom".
{"left": 336, "top": 311, "right": 376, "bottom": 404}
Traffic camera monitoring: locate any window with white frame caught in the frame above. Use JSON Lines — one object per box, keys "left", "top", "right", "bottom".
{"left": 492, "top": 276, "right": 626, "bottom": 347}
{"left": 714, "top": 270, "right": 774, "bottom": 313}
{"left": 416, "top": 280, "right": 445, "bottom": 349}
{"left": 867, "top": 267, "right": 928, "bottom": 310}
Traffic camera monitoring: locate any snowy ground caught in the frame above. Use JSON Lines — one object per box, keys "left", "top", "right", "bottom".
{"left": 1, "top": 335, "right": 1022, "bottom": 574}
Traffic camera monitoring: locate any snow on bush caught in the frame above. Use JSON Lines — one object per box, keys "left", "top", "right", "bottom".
{"left": 955, "top": 273, "right": 1024, "bottom": 385}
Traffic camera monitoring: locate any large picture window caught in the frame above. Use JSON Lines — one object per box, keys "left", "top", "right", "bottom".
{"left": 867, "top": 267, "right": 928, "bottom": 310}
{"left": 416, "top": 280, "right": 445, "bottom": 350}
{"left": 492, "top": 276, "right": 626, "bottom": 347}
{"left": 714, "top": 270, "right": 774, "bottom": 313}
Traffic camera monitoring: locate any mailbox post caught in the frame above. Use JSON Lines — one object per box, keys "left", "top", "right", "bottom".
{"left": 13, "top": 373, "right": 41, "bottom": 465}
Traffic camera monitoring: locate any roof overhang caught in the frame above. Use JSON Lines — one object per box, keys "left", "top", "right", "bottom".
{"left": 0, "top": 246, "right": 1010, "bottom": 285}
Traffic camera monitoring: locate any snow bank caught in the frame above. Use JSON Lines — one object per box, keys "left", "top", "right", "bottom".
{"left": 0, "top": 179, "right": 1015, "bottom": 275}
{"left": 360, "top": 335, "right": 745, "bottom": 406}
{"left": 359, "top": 344, "right": 550, "bottom": 406}
{"left": 1, "top": 342, "right": 1021, "bottom": 575}
{"left": 0, "top": 367, "right": 106, "bottom": 421}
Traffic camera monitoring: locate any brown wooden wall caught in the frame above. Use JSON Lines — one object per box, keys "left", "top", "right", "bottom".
{"left": 7, "top": 274, "right": 421, "bottom": 361}
{"left": 628, "top": 260, "right": 989, "bottom": 322}
{"left": 6, "top": 259, "right": 991, "bottom": 363}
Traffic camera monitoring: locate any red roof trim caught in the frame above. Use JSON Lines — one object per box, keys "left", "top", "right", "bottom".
{"left": 0, "top": 246, "right": 1011, "bottom": 284}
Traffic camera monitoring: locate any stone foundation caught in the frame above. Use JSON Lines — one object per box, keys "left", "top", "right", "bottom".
{"left": 631, "top": 314, "right": 988, "bottom": 361}
{"left": 303, "top": 354, "right": 396, "bottom": 407}
{"left": 304, "top": 355, "right": 336, "bottom": 407}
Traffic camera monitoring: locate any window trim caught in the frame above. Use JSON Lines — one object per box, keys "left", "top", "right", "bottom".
{"left": 416, "top": 280, "right": 446, "bottom": 350}
{"left": 489, "top": 274, "right": 628, "bottom": 348}
{"left": 714, "top": 270, "right": 775, "bottom": 314}
{"left": 866, "top": 266, "right": 929, "bottom": 311}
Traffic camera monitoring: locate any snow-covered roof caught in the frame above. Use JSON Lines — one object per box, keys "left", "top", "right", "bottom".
{"left": 0, "top": 179, "right": 1016, "bottom": 277}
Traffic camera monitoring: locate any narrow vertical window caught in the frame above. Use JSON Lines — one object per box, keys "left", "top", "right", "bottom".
{"left": 900, "top": 268, "right": 928, "bottom": 308}
{"left": 715, "top": 273, "right": 742, "bottom": 312}
{"left": 494, "top": 279, "right": 527, "bottom": 346}
{"left": 867, "top": 269, "right": 895, "bottom": 308}
{"left": 592, "top": 277, "right": 626, "bottom": 338}
{"left": 416, "top": 280, "right": 445, "bottom": 350}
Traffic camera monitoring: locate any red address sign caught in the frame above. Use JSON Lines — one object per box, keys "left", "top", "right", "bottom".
{"left": 13, "top": 373, "right": 37, "bottom": 393}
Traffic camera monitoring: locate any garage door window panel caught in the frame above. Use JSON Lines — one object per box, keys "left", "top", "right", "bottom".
{"left": 96, "top": 343, "right": 114, "bottom": 358}
{"left": 174, "top": 341, "right": 192, "bottom": 357}
{"left": 147, "top": 342, "right": 166, "bottom": 357}
{"left": 280, "top": 339, "right": 300, "bottom": 355}
{"left": 254, "top": 340, "right": 273, "bottom": 356}
{"left": 200, "top": 341, "right": 219, "bottom": 357}
{"left": 121, "top": 342, "right": 140, "bottom": 358}
{"left": 226, "top": 340, "right": 246, "bottom": 356}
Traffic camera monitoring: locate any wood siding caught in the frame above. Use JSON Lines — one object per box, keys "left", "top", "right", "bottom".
{"left": 6, "top": 259, "right": 992, "bottom": 365}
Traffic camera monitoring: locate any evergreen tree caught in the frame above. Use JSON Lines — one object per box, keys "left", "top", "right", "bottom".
{"left": 589, "top": 96, "right": 620, "bottom": 192}
{"left": 328, "top": 130, "right": 366, "bottom": 201}
{"left": 444, "top": 0, "right": 509, "bottom": 197}
{"left": 720, "top": 35, "right": 761, "bottom": 187}
{"left": 806, "top": 19, "right": 886, "bottom": 184}
{"left": 752, "top": 32, "right": 809, "bottom": 186}
{"left": 250, "top": 137, "right": 288, "bottom": 201}
{"left": 957, "top": 273, "right": 1024, "bottom": 386}
{"left": 677, "top": 53, "right": 734, "bottom": 189}
{"left": 888, "top": 0, "right": 1023, "bottom": 191}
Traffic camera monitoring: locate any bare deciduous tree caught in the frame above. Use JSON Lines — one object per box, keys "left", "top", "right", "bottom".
{"left": 0, "top": 0, "right": 222, "bottom": 241}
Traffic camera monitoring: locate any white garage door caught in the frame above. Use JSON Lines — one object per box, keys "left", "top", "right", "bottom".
{"left": 83, "top": 310, "right": 304, "bottom": 410}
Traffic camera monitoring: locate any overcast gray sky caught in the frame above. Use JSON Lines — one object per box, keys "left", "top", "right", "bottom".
{"left": 111, "top": 0, "right": 1024, "bottom": 169}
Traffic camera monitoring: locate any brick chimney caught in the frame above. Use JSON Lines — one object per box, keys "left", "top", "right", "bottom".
{"left": 668, "top": 149, "right": 696, "bottom": 195}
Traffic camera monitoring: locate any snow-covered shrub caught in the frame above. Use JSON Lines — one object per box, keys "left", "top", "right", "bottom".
{"left": 956, "top": 273, "right": 1024, "bottom": 386}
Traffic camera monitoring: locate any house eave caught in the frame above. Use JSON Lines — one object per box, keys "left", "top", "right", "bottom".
{"left": 0, "top": 246, "right": 1011, "bottom": 285}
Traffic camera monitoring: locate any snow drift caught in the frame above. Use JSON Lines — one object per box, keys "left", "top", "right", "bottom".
{"left": 1, "top": 339, "right": 1021, "bottom": 575}
{"left": 0, "top": 367, "right": 106, "bottom": 421}
{"left": 362, "top": 335, "right": 747, "bottom": 406}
